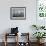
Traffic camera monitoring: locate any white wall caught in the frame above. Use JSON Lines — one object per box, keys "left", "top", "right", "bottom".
{"left": 0, "top": 0, "right": 36, "bottom": 42}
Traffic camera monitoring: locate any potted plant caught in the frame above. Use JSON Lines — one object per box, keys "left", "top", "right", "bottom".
{"left": 32, "top": 25, "right": 39, "bottom": 30}
{"left": 40, "top": 26, "right": 45, "bottom": 29}
{"left": 32, "top": 24, "right": 45, "bottom": 30}
{"left": 33, "top": 32, "right": 46, "bottom": 43}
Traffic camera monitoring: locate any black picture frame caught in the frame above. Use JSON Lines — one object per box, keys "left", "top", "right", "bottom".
{"left": 10, "top": 7, "right": 26, "bottom": 20}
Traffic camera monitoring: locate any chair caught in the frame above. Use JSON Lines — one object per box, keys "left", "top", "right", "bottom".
{"left": 18, "top": 33, "right": 30, "bottom": 46}
{"left": 4, "top": 33, "right": 18, "bottom": 46}
{"left": 4, "top": 27, "right": 19, "bottom": 46}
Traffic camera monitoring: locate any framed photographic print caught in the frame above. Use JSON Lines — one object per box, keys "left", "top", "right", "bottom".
{"left": 10, "top": 7, "right": 26, "bottom": 20}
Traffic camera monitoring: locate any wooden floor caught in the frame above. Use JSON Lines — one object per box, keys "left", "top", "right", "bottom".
{"left": 0, "top": 42, "right": 46, "bottom": 46}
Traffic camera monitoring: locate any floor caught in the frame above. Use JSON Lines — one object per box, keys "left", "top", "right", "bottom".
{"left": 0, "top": 42, "right": 46, "bottom": 46}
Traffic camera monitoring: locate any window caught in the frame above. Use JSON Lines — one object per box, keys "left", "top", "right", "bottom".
{"left": 37, "top": 0, "right": 46, "bottom": 18}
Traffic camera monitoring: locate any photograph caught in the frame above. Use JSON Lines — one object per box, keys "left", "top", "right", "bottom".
{"left": 10, "top": 7, "right": 26, "bottom": 20}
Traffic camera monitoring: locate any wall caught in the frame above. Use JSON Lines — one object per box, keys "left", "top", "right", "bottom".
{"left": 0, "top": 0, "right": 36, "bottom": 42}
